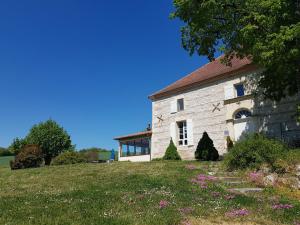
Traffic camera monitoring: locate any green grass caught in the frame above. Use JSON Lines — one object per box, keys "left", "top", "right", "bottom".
{"left": 0, "top": 161, "right": 299, "bottom": 225}
{"left": 0, "top": 156, "right": 14, "bottom": 167}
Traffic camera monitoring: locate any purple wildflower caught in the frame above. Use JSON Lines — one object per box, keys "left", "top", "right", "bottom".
{"left": 186, "top": 164, "right": 196, "bottom": 170}
{"left": 159, "top": 200, "right": 169, "bottom": 209}
{"left": 224, "top": 194, "right": 236, "bottom": 200}
{"left": 272, "top": 204, "right": 293, "bottom": 210}
{"left": 211, "top": 192, "right": 221, "bottom": 197}
{"left": 226, "top": 209, "right": 250, "bottom": 217}
{"left": 179, "top": 207, "right": 194, "bottom": 215}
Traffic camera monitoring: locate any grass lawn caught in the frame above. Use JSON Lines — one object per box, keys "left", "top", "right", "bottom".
{"left": 0, "top": 156, "right": 14, "bottom": 167}
{"left": 0, "top": 161, "right": 299, "bottom": 225}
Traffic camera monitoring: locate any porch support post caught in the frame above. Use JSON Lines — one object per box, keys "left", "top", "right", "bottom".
{"left": 118, "top": 142, "right": 122, "bottom": 159}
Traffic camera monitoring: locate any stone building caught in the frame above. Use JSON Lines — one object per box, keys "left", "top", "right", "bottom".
{"left": 115, "top": 56, "right": 300, "bottom": 162}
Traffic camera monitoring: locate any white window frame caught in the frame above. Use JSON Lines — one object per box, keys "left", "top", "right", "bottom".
{"left": 177, "top": 121, "right": 188, "bottom": 146}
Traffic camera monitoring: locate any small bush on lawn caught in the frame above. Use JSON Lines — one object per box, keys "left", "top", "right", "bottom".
{"left": 83, "top": 150, "right": 99, "bottom": 162}
{"left": 163, "top": 138, "right": 181, "bottom": 160}
{"left": 52, "top": 152, "right": 87, "bottom": 165}
{"left": 223, "top": 134, "right": 287, "bottom": 171}
{"left": 10, "top": 145, "right": 43, "bottom": 170}
{"left": 195, "top": 132, "right": 219, "bottom": 161}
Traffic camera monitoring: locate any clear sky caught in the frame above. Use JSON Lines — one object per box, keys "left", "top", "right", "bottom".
{"left": 0, "top": 0, "right": 209, "bottom": 150}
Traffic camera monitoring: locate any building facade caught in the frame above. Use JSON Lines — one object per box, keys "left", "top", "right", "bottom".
{"left": 115, "top": 56, "right": 300, "bottom": 161}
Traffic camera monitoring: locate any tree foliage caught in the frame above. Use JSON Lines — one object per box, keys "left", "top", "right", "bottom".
{"left": 195, "top": 132, "right": 219, "bottom": 161}
{"left": 163, "top": 138, "right": 181, "bottom": 160}
{"left": 172, "top": 0, "right": 300, "bottom": 102}
{"left": 8, "top": 138, "right": 27, "bottom": 155}
{"left": 26, "top": 119, "right": 72, "bottom": 165}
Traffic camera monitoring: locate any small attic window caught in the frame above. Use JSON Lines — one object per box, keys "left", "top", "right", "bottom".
{"left": 235, "top": 83, "right": 245, "bottom": 97}
{"left": 177, "top": 98, "right": 184, "bottom": 111}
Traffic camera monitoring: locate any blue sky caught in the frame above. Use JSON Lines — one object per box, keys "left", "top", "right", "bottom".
{"left": 0, "top": 0, "right": 209, "bottom": 150}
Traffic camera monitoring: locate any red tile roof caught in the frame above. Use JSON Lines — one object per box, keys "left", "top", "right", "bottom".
{"left": 114, "top": 130, "right": 152, "bottom": 141}
{"left": 149, "top": 56, "right": 255, "bottom": 100}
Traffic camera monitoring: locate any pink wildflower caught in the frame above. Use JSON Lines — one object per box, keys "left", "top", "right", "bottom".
{"left": 224, "top": 194, "right": 236, "bottom": 200}
{"left": 179, "top": 207, "right": 194, "bottom": 215}
{"left": 159, "top": 200, "right": 169, "bottom": 209}
{"left": 226, "top": 209, "right": 250, "bottom": 217}
{"left": 211, "top": 192, "right": 221, "bottom": 197}
{"left": 181, "top": 220, "right": 192, "bottom": 225}
{"left": 186, "top": 164, "right": 196, "bottom": 170}
{"left": 294, "top": 222, "right": 300, "bottom": 225}
{"left": 272, "top": 204, "right": 293, "bottom": 210}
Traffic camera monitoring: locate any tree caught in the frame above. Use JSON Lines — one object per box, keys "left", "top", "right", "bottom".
{"left": 26, "top": 119, "right": 72, "bottom": 165}
{"left": 195, "top": 132, "right": 219, "bottom": 161}
{"left": 163, "top": 138, "right": 181, "bottom": 160}
{"left": 171, "top": 0, "right": 300, "bottom": 103}
{"left": 8, "top": 138, "right": 27, "bottom": 155}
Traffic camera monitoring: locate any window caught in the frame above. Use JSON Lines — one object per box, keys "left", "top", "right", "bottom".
{"left": 177, "top": 121, "right": 188, "bottom": 146}
{"left": 177, "top": 98, "right": 184, "bottom": 111}
{"left": 235, "top": 83, "right": 245, "bottom": 97}
{"left": 235, "top": 109, "right": 252, "bottom": 119}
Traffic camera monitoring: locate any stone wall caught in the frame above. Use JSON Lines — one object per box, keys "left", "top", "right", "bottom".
{"left": 151, "top": 78, "right": 228, "bottom": 160}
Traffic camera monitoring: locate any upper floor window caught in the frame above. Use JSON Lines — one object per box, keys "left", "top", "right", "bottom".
{"left": 177, "top": 98, "right": 184, "bottom": 111}
{"left": 235, "top": 109, "right": 252, "bottom": 119}
{"left": 235, "top": 83, "right": 245, "bottom": 97}
{"left": 177, "top": 121, "right": 188, "bottom": 146}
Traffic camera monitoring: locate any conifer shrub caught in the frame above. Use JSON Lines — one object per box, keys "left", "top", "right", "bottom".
{"left": 226, "top": 136, "right": 234, "bottom": 150}
{"left": 163, "top": 138, "right": 181, "bottom": 160}
{"left": 195, "top": 132, "right": 219, "bottom": 161}
{"left": 10, "top": 144, "right": 43, "bottom": 170}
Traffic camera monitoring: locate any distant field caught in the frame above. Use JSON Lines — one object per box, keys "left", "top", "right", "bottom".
{"left": 0, "top": 156, "right": 14, "bottom": 167}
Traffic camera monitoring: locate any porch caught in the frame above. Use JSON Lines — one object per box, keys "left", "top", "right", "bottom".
{"left": 114, "top": 130, "right": 152, "bottom": 162}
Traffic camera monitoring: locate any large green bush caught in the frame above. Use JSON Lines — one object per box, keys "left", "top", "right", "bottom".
{"left": 26, "top": 119, "right": 73, "bottom": 165}
{"left": 223, "top": 134, "right": 287, "bottom": 171}
{"left": 10, "top": 145, "right": 43, "bottom": 170}
{"left": 163, "top": 139, "right": 181, "bottom": 160}
{"left": 195, "top": 132, "right": 219, "bottom": 161}
{"left": 52, "top": 152, "right": 87, "bottom": 166}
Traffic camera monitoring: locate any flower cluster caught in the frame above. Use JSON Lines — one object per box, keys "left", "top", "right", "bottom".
{"left": 191, "top": 174, "right": 217, "bottom": 189}
{"left": 159, "top": 200, "right": 169, "bottom": 209}
{"left": 211, "top": 191, "right": 221, "bottom": 197}
{"left": 185, "top": 164, "right": 196, "bottom": 170}
{"left": 248, "top": 171, "right": 264, "bottom": 185}
{"left": 224, "top": 194, "right": 236, "bottom": 200}
{"left": 190, "top": 174, "right": 217, "bottom": 189}
{"left": 225, "top": 209, "right": 250, "bottom": 217}
{"left": 272, "top": 204, "right": 293, "bottom": 210}
{"left": 179, "top": 207, "right": 194, "bottom": 215}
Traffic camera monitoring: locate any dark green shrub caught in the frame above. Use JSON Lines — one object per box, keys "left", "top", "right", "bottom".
{"left": 0, "top": 147, "right": 14, "bottom": 157}
{"left": 10, "top": 145, "right": 43, "bottom": 170}
{"left": 223, "top": 134, "right": 287, "bottom": 171}
{"left": 163, "top": 139, "right": 181, "bottom": 160}
{"left": 195, "top": 132, "right": 219, "bottom": 161}
{"left": 226, "top": 136, "right": 234, "bottom": 150}
{"left": 52, "top": 152, "right": 87, "bottom": 165}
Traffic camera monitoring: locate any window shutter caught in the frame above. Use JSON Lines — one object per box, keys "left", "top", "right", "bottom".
{"left": 187, "top": 119, "right": 194, "bottom": 146}
{"left": 170, "top": 100, "right": 177, "bottom": 114}
{"left": 170, "top": 122, "right": 177, "bottom": 145}
{"left": 224, "top": 84, "right": 234, "bottom": 100}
